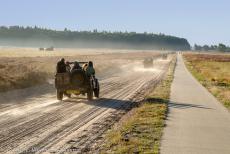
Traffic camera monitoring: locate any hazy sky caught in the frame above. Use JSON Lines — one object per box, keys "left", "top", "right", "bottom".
{"left": 0, "top": 0, "right": 229, "bottom": 46}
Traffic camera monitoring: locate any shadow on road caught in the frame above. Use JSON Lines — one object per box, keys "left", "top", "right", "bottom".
{"left": 168, "top": 101, "right": 213, "bottom": 110}
{"left": 145, "top": 97, "right": 212, "bottom": 110}
{"left": 63, "top": 97, "right": 133, "bottom": 110}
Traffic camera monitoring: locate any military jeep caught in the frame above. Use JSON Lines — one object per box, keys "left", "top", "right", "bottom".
{"left": 55, "top": 63, "right": 99, "bottom": 101}
{"left": 143, "top": 58, "right": 153, "bottom": 68}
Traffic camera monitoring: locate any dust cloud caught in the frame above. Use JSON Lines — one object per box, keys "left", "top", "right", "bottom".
{"left": 133, "top": 67, "right": 160, "bottom": 73}
{"left": 119, "top": 60, "right": 164, "bottom": 74}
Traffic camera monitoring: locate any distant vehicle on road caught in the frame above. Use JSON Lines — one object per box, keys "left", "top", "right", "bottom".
{"left": 143, "top": 58, "right": 153, "bottom": 68}
{"left": 39, "top": 47, "right": 44, "bottom": 51}
{"left": 39, "top": 47, "right": 54, "bottom": 51}
{"left": 162, "top": 54, "right": 168, "bottom": 60}
{"left": 45, "top": 46, "right": 54, "bottom": 51}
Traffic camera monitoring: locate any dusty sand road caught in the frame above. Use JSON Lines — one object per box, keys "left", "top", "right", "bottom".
{"left": 0, "top": 59, "right": 171, "bottom": 154}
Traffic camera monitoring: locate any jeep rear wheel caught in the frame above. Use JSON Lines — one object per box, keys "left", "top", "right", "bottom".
{"left": 57, "top": 90, "right": 64, "bottom": 100}
{"left": 71, "top": 69, "right": 86, "bottom": 87}
{"left": 94, "top": 85, "right": 100, "bottom": 98}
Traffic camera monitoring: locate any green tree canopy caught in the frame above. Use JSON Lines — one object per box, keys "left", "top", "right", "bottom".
{"left": 193, "top": 43, "right": 230, "bottom": 52}
{"left": 0, "top": 26, "right": 191, "bottom": 50}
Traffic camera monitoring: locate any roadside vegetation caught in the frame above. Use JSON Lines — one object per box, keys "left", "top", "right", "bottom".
{"left": 100, "top": 57, "right": 176, "bottom": 153}
{"left": 194, "top": 43, "right": 230, "bottom": 52}
{"left": 0, "top": 57, "right": 53, "bottom": 92}
{"left": 183, "top": 53, "right": 230, "bottom": 109}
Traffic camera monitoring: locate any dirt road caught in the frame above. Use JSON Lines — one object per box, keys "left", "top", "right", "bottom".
{"left": 0, "top": 59, "right": 170, "bottom": 154}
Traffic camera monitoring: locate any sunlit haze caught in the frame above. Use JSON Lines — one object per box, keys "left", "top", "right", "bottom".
{"left": 0, "top": 0, "right": 229, "bottom": 45}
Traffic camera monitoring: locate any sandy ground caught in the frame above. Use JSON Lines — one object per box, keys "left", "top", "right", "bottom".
{"left": 0, "top": 49, "right": 171, "bottom": 154}
{"left": 160, "top": 54, "right": 230, "bottom": 154}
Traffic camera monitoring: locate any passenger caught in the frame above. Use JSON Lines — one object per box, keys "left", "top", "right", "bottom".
{"left": 82, "top": 63, "right": 88, "bottom": 72}
{"left": 71, "top": 61, "right": 82, "bottom": 72}
{"left": 56, "top": 58, "right": 67, "bottom": 73}
{"left": 65, "top": 61, "right": 71, "bottom": 72}
{"left": 85, "top": 61, "right": 95, "bottom": 77}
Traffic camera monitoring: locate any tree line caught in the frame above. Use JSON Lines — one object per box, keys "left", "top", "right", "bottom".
{"left": 0, "top": 26, "right": 190, "bottom": 50}
{"left": 194, "top": 43, "right": 230, "bottom": 52}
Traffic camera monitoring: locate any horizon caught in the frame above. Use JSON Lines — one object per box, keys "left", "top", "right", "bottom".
{"left": 2, "top": 25, "right": 228, "bottom": 47}
{"left": 0, "top": 0, "right": 229, "bottom": 46}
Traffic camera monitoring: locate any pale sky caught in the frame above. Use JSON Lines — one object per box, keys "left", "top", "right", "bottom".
{"left": 0, "top": 0, "right": 229, "bottom": 46}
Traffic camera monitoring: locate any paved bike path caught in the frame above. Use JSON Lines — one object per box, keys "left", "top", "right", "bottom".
{"left": 160, "top": 54, "right": 230, "bottom": 154}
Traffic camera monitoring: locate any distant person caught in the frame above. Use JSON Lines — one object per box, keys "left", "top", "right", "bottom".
{"left": 85, "top": 61, "right": 95, "bottom": 77}
{"left": 56, "top": 58, "right": 67, "bottom": 73}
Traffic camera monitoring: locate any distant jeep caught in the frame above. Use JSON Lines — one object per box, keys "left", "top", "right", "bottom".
{"left": 143, "top": 58, "right": 153, "bottom": 68}
{"left": 45, "top": 47, "right": 54, "bottom": 51}
{"left": 162, "top": 54, "right": 168, "bottom": 60}
{"left": 39, "top": 47, "right": 44, "bottom": 51}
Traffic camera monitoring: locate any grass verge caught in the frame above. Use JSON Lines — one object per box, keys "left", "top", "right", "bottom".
{"left": 100, "top": 57, "right": 176, "bottom": 154}
{"left": 183, "top": 53, "right": 230, "bottom": 109}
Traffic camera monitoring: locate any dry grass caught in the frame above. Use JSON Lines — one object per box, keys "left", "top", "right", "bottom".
{"left": 0, "top": 47, "right": 161, "bottom": 57}
{"left": 100, "top": 56, "right": 176, "bottom": 154}
{"left": 0, "top": 47, "right": 107, "bottom": 57}
{"left": 0, "top": 47, "right": 162, "bottom": 92}
{"left": 183, "top": 53, "right": 230, "bottom": 109}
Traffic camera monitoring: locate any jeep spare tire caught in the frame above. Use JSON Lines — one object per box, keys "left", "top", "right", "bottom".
{"left": 71, "top": 69, "right": 86, "bottom": 87}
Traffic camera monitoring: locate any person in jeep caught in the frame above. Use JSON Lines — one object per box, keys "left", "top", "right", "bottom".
{"left": 85, "top": 61, "right": 95, "bottom": 77}
{"left": 71, "top": 61, "right": 82, "bottom": 72}
{"left": 56, "top": 58, "right": 67, "bottom": 73}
